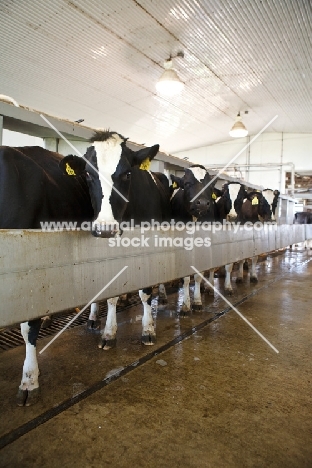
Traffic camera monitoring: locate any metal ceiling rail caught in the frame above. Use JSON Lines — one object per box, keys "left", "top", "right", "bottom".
{"left": 0, "top": 225, "right": 310, "bottom": 328}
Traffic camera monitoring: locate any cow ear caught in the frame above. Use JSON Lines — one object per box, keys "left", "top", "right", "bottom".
{"left": 59, "top": 155, "right": 86, "bottom": 176}
{"left": 170, "top": 174, "right": 184, "bottom": 189}
{"left": 132, "top": 144, "right": 159, "bottom": 166}
{"left": 204, "top": 172, "right": 216, "bottom": 188}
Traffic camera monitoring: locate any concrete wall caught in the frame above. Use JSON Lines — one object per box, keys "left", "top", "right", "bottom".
{"left": 2, "top": 129, "right": 43, "bottom": 146}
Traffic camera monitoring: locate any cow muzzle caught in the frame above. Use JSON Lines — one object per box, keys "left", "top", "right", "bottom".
{"left": 190, "top": 198, "right": 210, "bottom": 216}
{"left": 91, "top": 222, "right": 121, "bottom": 238}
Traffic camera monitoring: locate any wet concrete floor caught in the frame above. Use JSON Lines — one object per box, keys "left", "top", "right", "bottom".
{"left": 0, "top": 247, "right": 311, "bottom": 467}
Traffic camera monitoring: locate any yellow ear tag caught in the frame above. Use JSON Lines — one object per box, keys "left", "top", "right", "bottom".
{"left": 252, "top": 197, "right": 259, "bottom": 205}
{"left": 212, "top": 193, "right": 217, "bottom": 200}
{"left": 65, "top": 162, "right": 76, "bottom": 176}
{"left": 139, "top": 158, "right": 151, "bottom": 170}
{"left": 172, "top": 181, "right": 178, "bottom": 189}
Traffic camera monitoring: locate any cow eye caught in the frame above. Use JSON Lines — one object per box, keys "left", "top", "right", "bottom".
{"left": 120, "top": 171, "right": 131, "bottom": 182}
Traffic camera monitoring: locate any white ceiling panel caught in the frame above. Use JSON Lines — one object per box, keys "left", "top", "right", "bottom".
{"left": 0, "top": 0, "right": 311, "bottom": 153}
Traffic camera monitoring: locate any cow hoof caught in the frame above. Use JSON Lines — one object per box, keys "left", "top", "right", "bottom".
{"left": 87, "top": 319, "right": 101, "bottom": 330}
{"left": 192, "top": 303, "right": 202, "bottom": 311}
{"left": 25, "top": 388, "right": 40, "bottom": 406}
{"left": 141, "top": 334, "right": 156, "bottom": 345}
{"left": 91, "top": 230, "right": 119, "bottom": 238}
{"left": 236, "top": 277, "right": 243, "bottom": 284}
{"left": 181, "top": 305, "right": 191, "bottom": 316}
{"left": 16, "top": 388, "right": 27, "bottom": 406}
{"left": 250, "top": 276, "right": 258, "bottom": 283}
{"left": 225, "top": 289, "right": 233, "bottom": 296}
{"left": 41, "top": 316, "right": 53, "bottom": 329}
{"left": 98, "top": 337, "right": 117, "bottom": 350}
{"left": 158, "top": 297, "right": 168, "bottom": 305}
{"left": 17, "top": 388, "right": 40, "bottom": 406}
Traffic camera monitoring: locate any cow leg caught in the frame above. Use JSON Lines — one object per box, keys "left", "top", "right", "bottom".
{"left": 140, "top": 288, "right": 156, "bottom": 345}
{"left": 99, "top": 297, "right": 118, "bottom": 350}
{"left": 193, "top": 273, "right": 202, "bottom": 310}
{"left": 204, "top": 269, "right": 215, "bottom": 295}
{"left": 181, "top": 276, "right": 191, "bottom": 314}
{"left": 224, "top": 263, "right": 233, "bottom": 295}
{"left": 87, "top": 302, "right": 101, "bottom": 330}
{"left": 119, "top": 293, "right": 129, "bottom": 306}
{"left": 250, "top": 256, "right": 258, "bottom": 283}
{"left": 41, "top": 315, "right": 53, "bottom": 329}
{"left": 17, "top": 319, "right": 41, "bottom": 406}
{"left": 158, "top": 283, "right": 168, "bottom": 305}
{"left": 236, "top": 260, "right": 244, "bottom": 283}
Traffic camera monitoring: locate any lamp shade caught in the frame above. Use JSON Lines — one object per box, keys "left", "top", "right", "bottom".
{"left": 156, "top": 59, "right": 184, "bottom": 96}
{"left": 229, "top": 113, "right": 248, "bottom": 138}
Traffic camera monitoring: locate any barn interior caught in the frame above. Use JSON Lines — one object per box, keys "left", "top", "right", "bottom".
{"left": 0, "top": 0, "right": 312, "bottom": 467}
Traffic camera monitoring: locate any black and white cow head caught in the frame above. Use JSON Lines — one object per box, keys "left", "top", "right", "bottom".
{"left": 59, "top": 130, "right": 160, "bottom": 236}
{"left": 243, "top": 190, "right": 272, "bottom": 222}
{"left": 262, "top": 189, "right": 280, "bottom": 221}
{"left": 223, "top": 182, "right": 247, "bottom": 222}
{"left": 170, "top": 165, "right": 216, "bottom": 221}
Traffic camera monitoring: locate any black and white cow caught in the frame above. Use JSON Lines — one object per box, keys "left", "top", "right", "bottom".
{"left": 0, "top": 131, "right": 170, "bottom": 404}
{"left": 210, "top": 182, "right": 272, "bottom": 294}
{"left": 263, "top": 189, "right": 280, "bottom": 221}
{"left": 61, "top": 131, "right": 171, "bottom": 350}
{"left": 170, "top": 165, "right": 216, "bottom": 311}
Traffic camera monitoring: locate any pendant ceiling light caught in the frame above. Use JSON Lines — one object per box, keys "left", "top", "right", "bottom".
{"left": 229, "top": 112, "right": 248, "bottom": 138}
{"left": 156, "top": 52, "right": 184, "bottom": 96}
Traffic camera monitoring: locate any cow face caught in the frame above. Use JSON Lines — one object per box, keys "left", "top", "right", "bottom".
{"left": 263, "top": 189, "right": 280, "bottom": 220}
{"left": 243, "top": 191, "right": 272, "bottom": 222}
{"left": 226, "top": 182, "right": 247, "bottom": 221}
{"left": 182, "top": 166, "right": 215, "bottom": 220}
{"left": 59, "top": 130, "right": 160, "bottom": 236}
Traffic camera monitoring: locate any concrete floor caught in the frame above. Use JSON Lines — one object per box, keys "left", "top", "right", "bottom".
{"left": 0, "top": 247, "right": 311, "bottom": 467}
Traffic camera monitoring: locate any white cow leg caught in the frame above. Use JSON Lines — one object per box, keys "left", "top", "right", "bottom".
{"left": 181, "top": 276, "right": 191, "bottom": 314}
{"left": 236, "top": 260, "right": 244, "bottom": 283}
{"left": 17, "top": 319, "right": 42, "bottom": 406}
{"left": 87, "top": 302, "right": 101, "bottom": 330}
{"left": 99, "top": 297, "right": 118, "bottom": 350}
{"left": 204, "top": 269, "right": 215, "bottom": 295}
{"left": 193, "top": 273, "right": 202, "bottom": 310}
{"left": 250, "top": 256, "right": 258, "bottom": 283}
{"left": 140, "top": 288, "right": 156, "bottom": 345}
{"left": 158, "top": 283, "right": 168, "bottom": 305}
{"left": 224, "top": 263, "right": 234, "bottom": 295}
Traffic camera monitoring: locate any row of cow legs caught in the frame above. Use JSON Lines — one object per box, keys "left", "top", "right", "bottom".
{"left": 18, "top": 261, "right": 257, "bottom": 405}
{"left": 18, "top": 286, "right": 164, "bottom": 404}
{"left": 181, "top": 256, "right": 259, "bottom": 310}
{"left": 98, "top": 289, "right": 156, "bottom": 350}
{"left": 88, "top": 285, "right": 168, "bottom": 350}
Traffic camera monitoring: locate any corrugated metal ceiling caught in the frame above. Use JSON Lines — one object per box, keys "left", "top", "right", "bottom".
{"left": 0, "top": 0, "right": 311, "bottom": 153}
